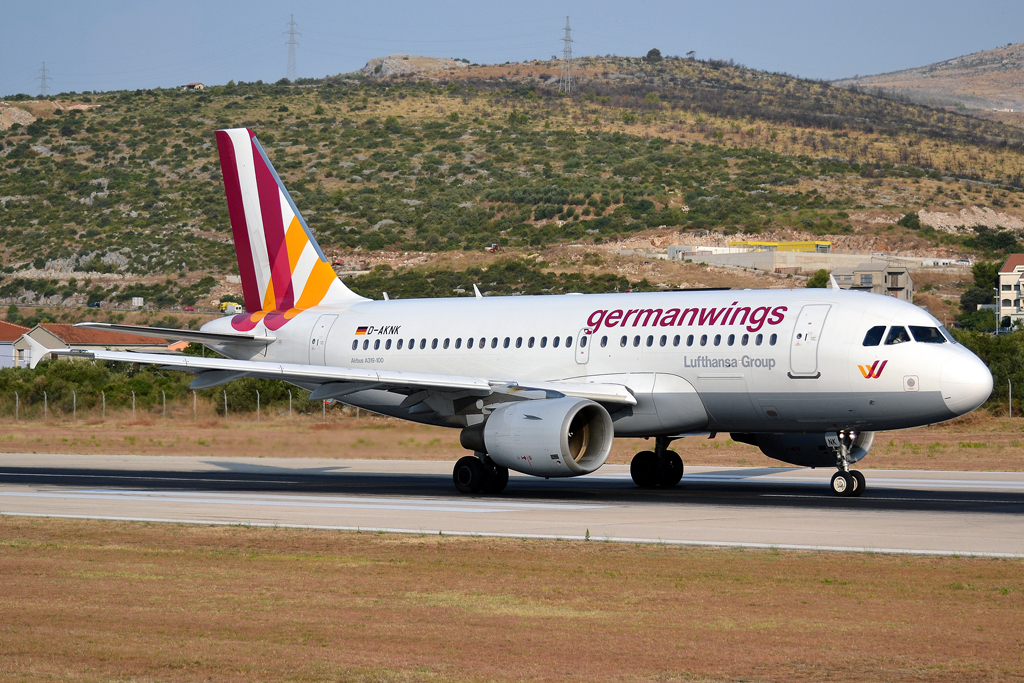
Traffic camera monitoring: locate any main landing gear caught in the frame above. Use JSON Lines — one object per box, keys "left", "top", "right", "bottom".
{"left": 829, "top": 430, "right": 866, "bottom": 497}
{"left": 630, "top": 436, "right": 684, "bottom": 488}
{"left": 453, "top": 453, "right": 509, "bottom": 494}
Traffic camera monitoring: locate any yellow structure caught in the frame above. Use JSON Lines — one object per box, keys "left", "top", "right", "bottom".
{"left": 728, "top": 240, "right": 831, "bottom": 253}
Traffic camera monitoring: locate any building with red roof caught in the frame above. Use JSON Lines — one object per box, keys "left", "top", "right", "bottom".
{"left": 997, "top": 255, "right": 1024, "bottom": 328}
{"left": 12, "top": 323, "right": 170, "bottom": 368}
{"left": 0, "top": 320, "right": 30, "bottom": 368}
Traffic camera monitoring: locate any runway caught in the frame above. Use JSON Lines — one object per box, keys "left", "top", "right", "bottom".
{"left": 2, "top": 453, "right": 1023, "bottom": 557}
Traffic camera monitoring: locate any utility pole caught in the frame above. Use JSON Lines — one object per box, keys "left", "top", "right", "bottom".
{"left": 37, "top": 62, "right": 51, "bottom": 97}
{"left": 284, "top": 14, "right": 300, "bottom": 82}
{"left": 558, "top": 16, "right": 573, "bottom": 94}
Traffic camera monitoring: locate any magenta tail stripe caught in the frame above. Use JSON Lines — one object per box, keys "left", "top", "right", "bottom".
{"left": 250, "top": 135, "right": 294, "bottom": 311}
{"left": 216, "top": 130, "right": 261, "bottom": 312}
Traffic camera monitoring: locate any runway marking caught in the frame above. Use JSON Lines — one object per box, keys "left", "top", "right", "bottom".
{"left": 0, "top": 472, "right": 299, "bottom": 485}
{"left": 0, "top": 489, "right": 610, "bottom": 514}
{"left": 3, "top": 511, "right": 1021, "bottom": 559}
{"left": 592, "top": 472, "right": 1024, "bottom": 492}
{"left": 760, "top": 493, "right": 1023, "bottom": 504}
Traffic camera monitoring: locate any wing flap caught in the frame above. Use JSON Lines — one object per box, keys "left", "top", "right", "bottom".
{"left": 74, "top": 322, "right": 275, "bottom": 345}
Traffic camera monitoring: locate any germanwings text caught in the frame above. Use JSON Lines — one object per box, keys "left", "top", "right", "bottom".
{"left": 587, "top": 303, "right": 787, "bottom": 333}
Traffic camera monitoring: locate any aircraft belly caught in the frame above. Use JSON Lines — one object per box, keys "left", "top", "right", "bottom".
{"left": 746, "top": 390, "right": 953, "bottom": 431}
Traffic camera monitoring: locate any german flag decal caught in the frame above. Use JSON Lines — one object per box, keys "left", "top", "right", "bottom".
{"left": 355, "top": 326, "right": 369, "bottom": 335}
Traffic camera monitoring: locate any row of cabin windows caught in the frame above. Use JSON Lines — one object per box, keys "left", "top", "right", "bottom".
{"left": 352, "top": 332, "right": 778, "bottom": 352}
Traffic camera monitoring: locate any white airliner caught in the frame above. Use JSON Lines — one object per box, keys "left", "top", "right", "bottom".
{"left": 58, "top": 128, "right": 993, "bottom": 496}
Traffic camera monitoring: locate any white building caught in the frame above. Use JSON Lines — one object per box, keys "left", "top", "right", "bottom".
{"left": 997, "top": 254, "right": 1024, "bottom": 328}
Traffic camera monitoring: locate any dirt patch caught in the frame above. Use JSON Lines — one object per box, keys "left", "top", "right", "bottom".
{"left": 919, "top": 205, "right": 1024, "bottom": 233}
{"left": 1, "top": 516, "right": 1021, "bottom": 682}
{"left": 2, "top": 411, "right": 1022, "bottom": 471}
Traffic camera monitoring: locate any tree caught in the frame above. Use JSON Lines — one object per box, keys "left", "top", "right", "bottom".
{"left": 897, "top": 212, "right": 921, "bottom": 230}
{"left": 646, "top": 48, "right": 662, "bottom": 63}
{"left": 805, "top": 268, "right": 829, "bottom": 288}
{"left": 972, "top": 260, "right": 1000, "bottom": 292}
{"left": 960, "top": 286, "right": 993, "bottom": 314}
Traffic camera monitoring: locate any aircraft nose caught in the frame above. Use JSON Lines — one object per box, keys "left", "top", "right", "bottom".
{"left": 940, "top": 350, "right": 993, "bottom": 416}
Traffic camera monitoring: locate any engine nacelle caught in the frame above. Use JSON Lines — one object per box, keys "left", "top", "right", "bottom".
{"left": 462, "top": 397, "right": 614, "bottom": 477}
{"left": 730, "top": 431, "right": 876, "bottom": 468}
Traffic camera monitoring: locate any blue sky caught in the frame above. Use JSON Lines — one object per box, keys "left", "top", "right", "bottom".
{"left": 3, "top": 0, "right": 1022, "bottom": 96}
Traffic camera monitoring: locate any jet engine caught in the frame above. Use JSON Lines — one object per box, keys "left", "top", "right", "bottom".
{"left": 461, "top": 397, "right": 614, "bottom": 477}
{"left": 730, "top": 431, "right": 876, "bottom": 468}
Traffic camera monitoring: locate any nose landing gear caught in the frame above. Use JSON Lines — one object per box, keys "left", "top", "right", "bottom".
{"left": 630, "top": 436, "right": 684, "bottom": 488}
{"left": 829, "top": 431, "right": 865, "bottom": 497}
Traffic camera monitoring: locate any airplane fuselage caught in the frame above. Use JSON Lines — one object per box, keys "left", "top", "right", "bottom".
{"left": 203, "top": 286, "right": 991, "bottom": 437}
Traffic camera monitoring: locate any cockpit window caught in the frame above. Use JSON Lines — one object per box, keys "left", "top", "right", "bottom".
{"left": 940, "top": 326, "right": 957, "bottom": 344}
{"left": 862, "top": 326, "right": 886, "bottom": 347}
{"left": 885, "top": 326, "right": 911, "bottom": 345}
{"left": 909, "top": 326, "right": 946, "bottom": 343}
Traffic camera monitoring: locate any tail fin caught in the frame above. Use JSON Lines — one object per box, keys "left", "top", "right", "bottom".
{"left": 215, "top": 127, "right": 365, "bottom": 319}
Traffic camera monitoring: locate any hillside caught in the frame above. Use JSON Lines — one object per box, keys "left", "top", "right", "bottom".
{"left": 2, "top": 54, "right": 1024, "bottom": 321}
{"left": 833, "top": 42, "right": 1024, "bottom": 113}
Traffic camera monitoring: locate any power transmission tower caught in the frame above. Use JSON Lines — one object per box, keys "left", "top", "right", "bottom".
{"left": 284, "top": 14, "right": 300, "bottom": 82}
{"left": 37, "top": 62, "right": 51, "bottom": 97}
{"left": 558, "top": 16, "right": 573, "bottom": 94}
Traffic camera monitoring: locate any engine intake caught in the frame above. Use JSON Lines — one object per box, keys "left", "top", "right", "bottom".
{"left": 462, "top": 397, "right": 614, "bottom": 477}
{"left": 731, "top": 431, "right": 875, "bottom": 468}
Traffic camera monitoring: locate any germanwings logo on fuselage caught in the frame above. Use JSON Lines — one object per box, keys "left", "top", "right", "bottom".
{"left": 858, "top": 360, "right": 888, "bottom": 379}
{"left": 587, "top": 303, "right": 788, "bottom": 333}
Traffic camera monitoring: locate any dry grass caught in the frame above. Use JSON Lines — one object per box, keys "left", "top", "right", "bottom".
{"left": 1, "top": 411, "right": 1022, "bottom": 471}
{"left": 0, "top": 517, "right": 1021, "bottom": 682}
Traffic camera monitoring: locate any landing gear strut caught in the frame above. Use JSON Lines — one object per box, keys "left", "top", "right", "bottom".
{"left": 630, "top": 436, "right": 684, "bottom": 488}
{"left": 453, "top": 453, "right": 509, "bottom": 494}
{"left": 829, "top": 430, "right": 865, "bottom": 497}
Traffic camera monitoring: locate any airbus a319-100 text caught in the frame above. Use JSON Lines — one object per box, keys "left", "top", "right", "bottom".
{"left": 50, "top": 128, "right": 993, "bottom": 497}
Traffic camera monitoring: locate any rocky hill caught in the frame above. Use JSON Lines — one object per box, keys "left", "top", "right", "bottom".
{"left": 833, "top": 42, "right": 1024, "bottom": 112}
{"left": 3, "top": 54, "right": 1024, "bottom": 317}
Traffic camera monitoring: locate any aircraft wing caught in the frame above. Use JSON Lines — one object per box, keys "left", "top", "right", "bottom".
{"left": 51, "top": 349, "right": 637, "bottom": 406}
{"left": 74, "top": 322, "right": 275, "bottom": 345}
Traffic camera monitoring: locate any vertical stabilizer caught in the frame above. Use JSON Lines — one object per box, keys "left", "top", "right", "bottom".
{"left": 215, "top": 127, "right": 365, "bottom": 324}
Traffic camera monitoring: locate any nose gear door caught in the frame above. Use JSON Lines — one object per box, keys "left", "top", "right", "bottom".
{"left": 789, "top": 304, "right": 830, "bottom": 378}
{"left": 309, "top": 314, "right": 338, "bottom": 365}
{"left": 575, "top": 328, "right": 592, "bottom": 364}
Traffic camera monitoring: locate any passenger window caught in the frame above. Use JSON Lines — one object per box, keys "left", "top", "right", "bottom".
{"left": 430, "top": 339, "right": 436, "bottom": 349}
{"left": 700, "top": 334, "right": 708, "bottom": 346}
{"left": 528, "top": 336, "right": 535, "bottom": 348}
{"left": 541, "top": 336, "right": 548, "bottom": 348}
{"left": 713, "top": 334, "right": 721, "bottom": 346}
{"left": 398, "top": 339, "right": 404, "bottom": 350}
{"left": 553, "top": 337, "right": 560, "bottom": 348}
{"left": 769, "top": 334, "right": 777, "bottom": 346}
{"left": 646, "top": 335, "right": 653, "bottom": 347}
{"left": 862, "top": 326, "right": 886, "bottom": 347}
{"left": 385, "top": 339, "right": 392, "bottom": 350}
{"left": 351, "top": 340, "right": 358, "bottom": 351}
{"left": 755, "top": 334, "right": 763, "bottom": 346}
{"left": 479, "top": 337, "right": 486, "bottom": 348}
{"left": 503, "top": 337, "right": 510, "bottom": 348}
{"left": 686, "top": 334, "right": 694, "bottom": 346}
{"left": 633, "top": 335, "right": 641, "bottom": 347}
{"left": 673, "top": 335, "right": 680, "bottom": 347}
{"left": 420, "top": 339, "right": 427, "bottom": 350}
{"left": 516, "top": 337, "right": 522, "bottom": 348}
{"left": 660, "top": 335, "right": 667, "bottom": 347}
{"left": 885, "top": 326, "right": 911, "bottom": 345}
{"left": 362, "top": 340, "right": 369, "bottom": 350}
{"left": 580, "top": 336, "right": 588, "bottom": 348}
{"left": 909, "top": 326, "right": 946, "bottom": 343}
{"left": 409, "top": 339, "right": 415, "bottom": 349}
{"left": 727, "top": 334, "right": 735, "bottom": 346}
{"left": 374, "top": 339, "right": 380, "bottom": 350}
{"left": 619, "top": 336, "right": 627, "bottom": 347}
{"left": 490, "top": 337, "right": 498, "bottom": 349}
{"left": 455, "top": 338, "right": 462, "bottom": 349}
{"left": 443, "top": 338, "right": 450, "bottom": 349}
{"left": 741, "top": 334, "right": 749, "bottom": 346}
{"left": 467, "top": 338, "right": 474, "bottom": 349}
{"left": 601, "top": 336, "right": 608, "bottom": 347}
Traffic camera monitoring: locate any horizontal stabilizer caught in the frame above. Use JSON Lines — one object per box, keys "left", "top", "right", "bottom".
{"left": 74, "top": 322, "right": 275, "bottom": 345}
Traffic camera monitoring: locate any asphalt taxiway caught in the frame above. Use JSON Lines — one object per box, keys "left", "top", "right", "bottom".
{"left": 1, "top": 453, "right": 1022, "bottom": 557}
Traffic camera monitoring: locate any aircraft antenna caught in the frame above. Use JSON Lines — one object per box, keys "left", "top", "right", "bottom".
{"left": 37, "top": 62, "right": 51, "bottom": 97}
{"left": 558, "top": 16, "right": 573, "bottom": 94}
{"left": 284, "top": 14, "right": 301, "bottom": 82}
